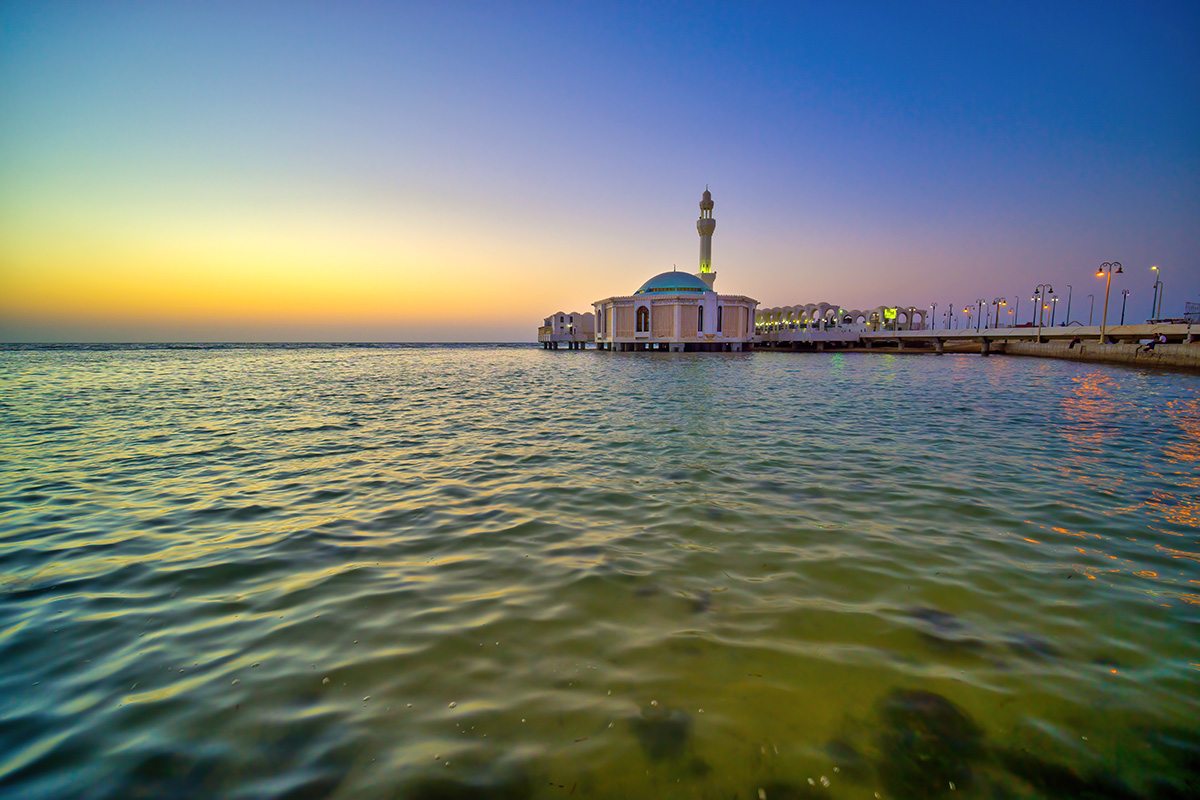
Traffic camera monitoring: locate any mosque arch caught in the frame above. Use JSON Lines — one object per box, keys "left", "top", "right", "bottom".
{"left": 636, "top": 306, "right": 650, "bottom": 332}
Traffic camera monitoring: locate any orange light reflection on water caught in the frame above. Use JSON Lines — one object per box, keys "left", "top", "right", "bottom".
{"left": 1058, "top": 373, "right": 1124, "bottom": 492}
{"left": 1149, "top": 397, "right": 1200, "bottom": 532}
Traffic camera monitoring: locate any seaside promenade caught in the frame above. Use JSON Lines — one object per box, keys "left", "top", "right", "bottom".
{"left": 755, "top": 321, "right": 1200, "bottom": 369}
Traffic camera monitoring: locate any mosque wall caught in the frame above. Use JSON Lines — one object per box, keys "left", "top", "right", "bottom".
{"left": 615, "top": 306, "right": 634, "bottom": 337}
{"left": 652, "top": 306, "right": 674, "bottom": 338}
{"left": 724, "top": 306, "right": 746, "bottom": 336}
{"left": 679, "top": 305, "right": 698, "bottom": 336}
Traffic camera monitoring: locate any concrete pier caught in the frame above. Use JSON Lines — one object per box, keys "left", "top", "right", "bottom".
{"left": 1003, "top": 340, "right": 1200, "bottom": 371}
{"left": 751, "top": 322, "right": 1198, "bottom": 371}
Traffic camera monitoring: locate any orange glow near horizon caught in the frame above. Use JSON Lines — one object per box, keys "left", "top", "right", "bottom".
{"left": 0, "top": 209, "right": 588, "bottom": 337}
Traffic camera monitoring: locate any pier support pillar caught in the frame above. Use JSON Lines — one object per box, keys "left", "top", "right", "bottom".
{"left": 981, "top": 339, "right": 991, "bottom": 357}
{"left": 935, "top": 339, "right": 945, "bottom": 354}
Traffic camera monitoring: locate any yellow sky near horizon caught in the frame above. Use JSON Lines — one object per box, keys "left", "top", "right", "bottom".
{"left": 0, "top": 193, "right": 596, "bottom": 336}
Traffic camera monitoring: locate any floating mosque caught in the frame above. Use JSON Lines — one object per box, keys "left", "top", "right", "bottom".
{"left": 537, "top": 188, "right": 926, "bottom": 351}
{"left": 584, "top": 189, "right": 758, "bottom": 352}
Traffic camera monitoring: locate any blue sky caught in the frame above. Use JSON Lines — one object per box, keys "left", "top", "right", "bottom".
{"left": 1, "top": 1, "right": 1196, "bottom": 340}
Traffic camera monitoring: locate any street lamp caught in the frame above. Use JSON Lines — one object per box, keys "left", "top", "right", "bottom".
{"left": 1120, "top": 289, "right": 1130, "bottom": 324}
{"left": 930, "top": 302, "right": 937, "bottom": 331}
{"left": 1033, "top": 284, "right": 1054, "bottom": 327}
{"left": 1064, "top": 284, "right": 1073, "bottom": 325}
{"left": 992, "top": 297, "right": 1007, "bottom": 328}
{"left": 1050, "top": 295, "right": 1059, "bottom": 326}
{"left": 964, "top": 306, "right": 973, "bottom": 330}
{"left": 1097, "top": 261, "right": 1123, "bottom": 343}
{"left": 1151, "top": 265, "right": 1164, "bottom": 319}
{"left": 1011, "top": 295, "right": 1020, "bottom": 327}
{"left": 1087, "top": 293, "right": 1094, "bottom": 326}
{"left": 974, "top": 298, "right": 986, "bottom": 331}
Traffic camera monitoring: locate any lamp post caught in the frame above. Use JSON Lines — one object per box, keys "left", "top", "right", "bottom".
{"left": 1050, "top": 295, "right": 1059, "bottom": 326}
{"left": 1120, "top": 289, "right": 1130, "bottom": 324}
{"left": 964, "top": 306, "right": 973, "bottom": 330}
{"left": 1087, "top": 294, "right": 1094, "bottom": 326}
{"left": 1064, "top": 284, "right": 1073, "bottom": 325}
{"left": 930, "top": 303, "right": 937, "bottom": 331}
{"left": 1151, "top": 265, "right": 1164, "bottom": 319}
{"left": 1011, "top": 295, "right": 1020, "bottom": 327}
{"left": 1097, "top": 261, "right": 1123, "bottom": 343}
{"left": 974, "top": 298, "right": 986, "bottom": 331}
{"left": 992, "top": 297, "right": 1007, "bottom": 328}
{"left": 1033, "top": 284, "right": 1054, "bottom": 327}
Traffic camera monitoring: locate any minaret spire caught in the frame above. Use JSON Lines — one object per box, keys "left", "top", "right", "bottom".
{"left": 697, "top": 187, "right": 716, "bottom": 289}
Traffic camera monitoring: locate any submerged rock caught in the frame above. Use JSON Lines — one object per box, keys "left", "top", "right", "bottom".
{"left": 687, "top": 590, "right": 714, "bottom": 613}
{"left": 825, "top": 737, "right": 872, "bottom": 782}
{"left": 873, "top": 689, "right": 984, "bottom": 798}
{"left": 401, "top": 766, "right": 533, "bottom": 800}
{"left": 996, "top": 747, "right": 1139, "bottom": 799}
{"left": 916, "top": 630, "right": 989, "bottom": 655}
{"left": 630, "top": 704, "right": 692, "bottom": 761}
{"left": 903, "top": 607, "right": 967, "bottom": 635}
{"left": 754, "top": 781, "right": 824, "bottom": 799}
{"left": 1004, "top": 632, "right": 1062, "bottom": 659}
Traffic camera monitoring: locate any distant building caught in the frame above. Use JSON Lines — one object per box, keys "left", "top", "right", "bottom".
{"left": 592, "top": 189, "right": 758, "bottom": 352}
{"left": 538, "top": 311, "right": 594, "bottom": 349}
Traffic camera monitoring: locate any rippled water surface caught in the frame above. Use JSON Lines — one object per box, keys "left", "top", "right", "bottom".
{"left": 1, "top": 345, "right": 1198, "bottom": 799}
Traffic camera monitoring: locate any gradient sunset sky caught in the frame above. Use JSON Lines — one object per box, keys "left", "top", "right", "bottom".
{"left": 2, "top": 1, "right": 1197, "bottom": 341}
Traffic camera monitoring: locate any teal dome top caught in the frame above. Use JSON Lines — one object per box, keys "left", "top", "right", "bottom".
{"left": 634, "top": 271, "right": 711, "bottom": 295}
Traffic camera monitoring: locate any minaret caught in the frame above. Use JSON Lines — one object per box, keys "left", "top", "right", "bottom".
{"left": 697, "top": 187, "right": 716, "bottom": 289}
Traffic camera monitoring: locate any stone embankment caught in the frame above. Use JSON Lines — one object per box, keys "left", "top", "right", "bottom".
{"left": 1002, "top": 340, "right": 1200, "bottom": 371}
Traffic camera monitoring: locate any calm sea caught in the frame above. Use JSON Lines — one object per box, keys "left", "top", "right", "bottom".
{"left": 1, "top": 344, "right": 1197, "bottom": 800}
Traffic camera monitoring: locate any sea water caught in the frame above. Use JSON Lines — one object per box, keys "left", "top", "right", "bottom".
{"left": 0, "top": 344, "right": 1197, "bottom": 799}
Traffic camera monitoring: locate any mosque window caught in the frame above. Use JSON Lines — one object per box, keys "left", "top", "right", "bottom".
{"left": 717, "top": 306, "right": 723, "bottom": 332}
{"left": 698, "top": 305, "right": 704, "bottom": 332}
{"left": 636, "top": 306, "right": 650, "bottom": 332}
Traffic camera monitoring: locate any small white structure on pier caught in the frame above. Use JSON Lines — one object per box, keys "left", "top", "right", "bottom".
{"left": 592, "top": 189, "right": 758, "bottom": 352}
{"left": 538, "top": 311, "right": 594, "bottom": 349}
